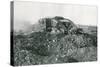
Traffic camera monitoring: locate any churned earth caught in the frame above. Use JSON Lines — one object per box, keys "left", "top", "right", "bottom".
{"left": 13, "top": 16, "right": 97, "bottom": 66}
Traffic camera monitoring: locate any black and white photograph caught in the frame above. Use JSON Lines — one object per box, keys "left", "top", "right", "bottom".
{"left": 11, "top": 1, "right": 97, "bottom": 66}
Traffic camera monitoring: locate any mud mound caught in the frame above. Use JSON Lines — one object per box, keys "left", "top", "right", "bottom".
{"left": 13, "top": 16, "right": 97, "bottom": 66}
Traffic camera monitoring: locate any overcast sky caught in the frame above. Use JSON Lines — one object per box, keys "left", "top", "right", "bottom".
{"left": 14, "top": 1, "right": 97, "bottom": 31}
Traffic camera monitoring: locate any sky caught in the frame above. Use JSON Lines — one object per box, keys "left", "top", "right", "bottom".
{"left": 14, "top": 1, "right": 97, "bottom": 31}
